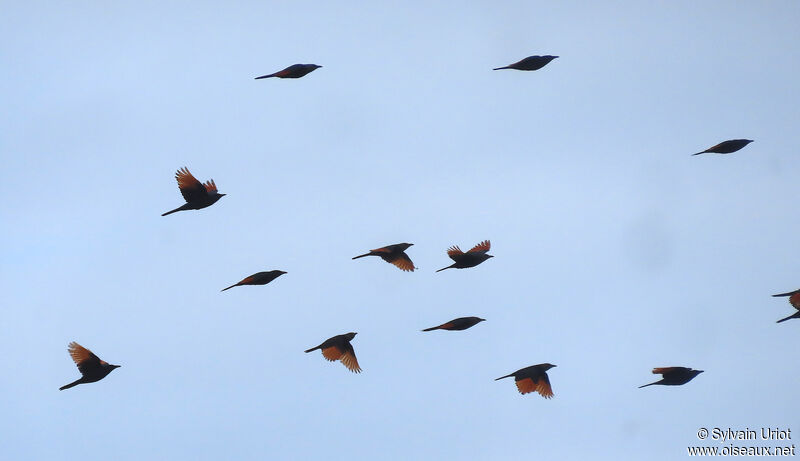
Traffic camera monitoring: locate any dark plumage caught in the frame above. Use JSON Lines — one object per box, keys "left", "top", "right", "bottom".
{"left": 494, "top": 55, "right": 558, "bottom": 71}
{"left": 639, "top": 367, "right": 703, "bottom": 388}
{"left": 495, "top": 363, "right": 556, "bottom": 398}
{"left": 162, "top": 167, "right": 225, "bottom": 216}
{"left": 59, "top": 342, "right": 120, "bottom": 391}
{"left": 221, "top": 270, "right": 287, "bottom": 292}
{"left": 352, "top": 243, "right": 415, "bottom": 272}
{"left": 692, "top": 139, "right": 753, "bottom": 156}
{"left": 772, "top": 289, "right": 800, "bottom": 323}
{"left": 255, "top": 64, "right": 321, "bottom": 79}
{"left": 422, "top": 316, "right": 485, "bottom": 332}
{"left": 305, "top": 332, "right": 361, "bottom": 373}
{"left": 436, "top": 240, "right": 493, "bottom": 272}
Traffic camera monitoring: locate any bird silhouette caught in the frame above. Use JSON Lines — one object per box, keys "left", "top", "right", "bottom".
{"left": 422, "top": 316, "right": 485, "bottom": 332}
{"left": 639, "top": 367, "right": 703, "bottom": 388}
{"left": 305, "top": 332, "right": 361, "bottom": 373}
{"left": 495, "top": 363, "right": 556, "bottom": 398}
{"left": 494, "top": 55, "right": 558, "bottom": 71}
{"left": 436, "top": 240, "right": 493, "bottom": 272}
{"left": 352, "top": 243, "right": 415, "bottom": 272}
{"left": 255, "top": 64, "right": 321, "bottom": 79}
{"left": 692, "top": 139, "right": 753, "bottom": 156}
{"left": 162, "top": 167, "right": 225, "bottom": 216}
{"left": 772, "top": 289, "right": 800, "bottom": 323}
{"left": 221, "top": 270, "right": 287, "bottom": 292}
{"left": 59, "top": 342, "right": 120, "bottom": 390}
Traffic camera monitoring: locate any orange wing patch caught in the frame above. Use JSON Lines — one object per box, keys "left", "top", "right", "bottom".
{"left": 203, "top": 179, "right": 218, "bottom": 193}
{"left": 321, "top": 346, "right": 343, "bottom": 362}
{"left": 447, "top": 246, "right": 464, "bottom": 257}
{"left": 438, "top": 322, "right": 454, "bottom": 330}
{"left": 515, "top": 377, "right": 537, "bottom": 394}
{"left": 370, "top": 246, "right": 392, "bottom": 254}
{"left": 515, "top": 376, "right": 553, "bottom": 398}
{"left": 340, "top": 350, "right": 362, "bottom": 373}
{"left": 789, "top": 293, "right": 800, "bottom": 309}
{"left": 468, "top": 240, "right": 491, "bottom": 254}
{"left": 390, "top": 254, "right": 415, "bottom": 272}
{"left": 238, "top": 275, "right": 257, "bottom": 285}
{"left": 67, "top": 342, "right": 95, "bottom": 365}
{"left": 652, "top": 367, "right": 676, "bottom": 375}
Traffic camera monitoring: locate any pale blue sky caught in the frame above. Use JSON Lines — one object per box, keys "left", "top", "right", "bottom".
{"left": 2, "top": 1, "right": 799, "bottom": 460}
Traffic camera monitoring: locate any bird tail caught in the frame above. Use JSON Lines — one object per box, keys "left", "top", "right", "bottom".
{"left": 352, "top": 253, "right": 371, "bottom": 260}
{"left": 161, "top": 206, "right": 182, "bottom": 216}
{"left": 221, "top": 283, "right": 238, "bottom": 292}
{"left": 638, "top": 382, "right": 657, "bottom": 388}
{"left": 692, "top": 151, "right": 706, "bottom": 156}
{"left": 421, "top": 326, "right": 440, "bottom": 332}
{"left": 776, "top": 312, "right": 800, "bottom": 323}
{"left": 494, "top": 373, "right": 514, "bottom": 381}
{"left": 59, "top": 379, "right": 82, "bottom": 391}
{"left": 304, "top": 346, "right": 320, "bottom": 353}
{"left": 493, "top": 66, "right": 510, "bottom": 71}
{"left": 772, "top": 291, "right": 797, "bottom": 297}
{"left": 254, "top": 73, "right": 276, "bottom": 79}
{"left": 435, "top": 265, "right": 452, "bottom": 273}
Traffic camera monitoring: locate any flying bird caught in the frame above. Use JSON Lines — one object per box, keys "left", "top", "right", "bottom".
{"left": 221, "top": 270, "right": 287, "bottom": 292}
{"left": 352, "top": 243, "right": 415, "bottom": 272}
{"left": 59, "top": 342, "right": 120, "bottom": 391}
{"left": 162, "top": 167, "right": 225, "bottom": 216}
{"left": 436, "top": 240, "right": 493, "bottom": 272}
{"left": 772, "top": 289, "right": 800, "bottom": 323}
{"left": 494, "top": 55, "right": 558, "bottom": 71}
{"left": 692, "top": 139, "right": 753, "bottom": 156}
{"left": 422, "top": 316, "right": 485, "bottom": 332}
{"left": 305, "top": 332, "right": 361, "bottom": 373}
{"left": 495, "top": 363, "right": 556, "bottom": 398}
{"left": 639, "top": 367, "right": 703, "bottom": 388}
{"left": 255, "top": 64, "right": 322, "bottom": 79}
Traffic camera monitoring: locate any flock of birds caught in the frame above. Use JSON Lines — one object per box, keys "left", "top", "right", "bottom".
{"left": 59, "top": 55, "right": 798, "bottom": 399}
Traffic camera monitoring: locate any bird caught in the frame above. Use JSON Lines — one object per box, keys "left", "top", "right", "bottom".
{"left": 221, "top": 270, "right": 287, "bottom": 292}
{"left": 255, "top": 64, "right": 322, "bottom": 79}
{"left": 692, "top": 139, "right": 753, "bottom": 155}
{"left": 304, "top": 332, "right": 361, "bottom": 373}
{"left": 59, "top": 342, "right": 120, "bottom": 391}
{"left": 495, "top": 363, "right": 556, "bottom": 398}
{"left": 772, "top": 289, "right": 800, "bottom": 323}
{"left": 422, "top": 316, "right": 485, "bottom": 332}
{"left": 352, "top": 243, "right": 415, "bottom": 272}
{"left": 493, "top": 55, "right": 558, "bottom": 71}
{"left": 161, "top": 167, "right": 225, "bottom": 216}
{"left": 639, "top": 367, "right": 703, "bottom": 388}
{"left": 436, "top": 240, "right": 493, "bottom": 272}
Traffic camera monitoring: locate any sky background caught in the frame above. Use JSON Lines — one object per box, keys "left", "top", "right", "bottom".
{"left": 2, "top": 1, "right": 799, "bottom": 460}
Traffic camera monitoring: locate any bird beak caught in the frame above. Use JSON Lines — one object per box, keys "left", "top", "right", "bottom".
{"left": 697, "top": 370, "right": 704, "bottom": 373}
{"left": 487, "top": 255, "right": 495, "bottom": 258}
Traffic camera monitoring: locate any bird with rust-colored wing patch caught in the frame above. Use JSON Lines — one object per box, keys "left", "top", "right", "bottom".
{"left": 772, "top": 289, "right": 800, "bottom": 323}
{"left": 221, "top": 270, "right": 287, "bottom": 292}
{"left": 495, "top": 363, "right": 556, "bottom": 398}
{"left": 693, "top": 139, "right": 753, "bottom": 156}
{"left": 304, "top": 332, "right": 361, "bottom": 373}
{"left": 60, "top": 342, "right": 120, "bottom": 390}
{"left": 436, "top": 240, "right": 493, "bottom": 272}
{"left": 494, "top": 55, "right": 558, "bottom": 71}
{"left": 255, "top": 64, "right": 321, "bottom": 79}
{"left": 422, "top": 316, "right": 485, "bottom": 332}
{"left": 352, "top": 243, "right": 415, "bottom": 272}
{"left": 162, "top": 167, "right": 225, "bottom": 216}
{"left": 639, "top": 367, "right": 703, "bottom": 388}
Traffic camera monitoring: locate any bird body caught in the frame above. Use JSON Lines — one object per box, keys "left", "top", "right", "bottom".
{"left": 639, "top": 367, "right": 703, "bottom": 388}
{"left": 693, "top": 139, "right": 753, "bottom": 155}
{"left": 772, "top": 289, "right": 800, "bottom": 323}
{"left": 494, "top": 55, "right": 558, "bottom": 71}
{"left": 162, "top": 167, "right": 225, "bottom": 216}
{"left": 352, "top": 243, "right": 415, "bottom": 272}
{"left": 437, "top": 240, "right": 493, "bottom": 272}
{"left": 422, "top": 316, "right": 485, "bottom": 332}
{"left": 59, "top": 342, "right": 120, "bottom": 390}
{"left": 221, "top": 270, "right": 287, "bottom": 291}
{"left": 255, "top": 64, "right": 321, "bottom": 79}
{"left": 305, "top": 332, "right": 361, "bottom": 373}
{"left": 495, "top": 363, "right": 556, "bottom": 398}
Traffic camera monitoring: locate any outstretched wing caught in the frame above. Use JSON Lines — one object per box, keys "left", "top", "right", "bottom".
{"left": 652, "top": 367, "right": 682, "bottom": 375}
{"left": 446, "top": 246, "right": 464, "bottom": 261}
{"left": 468, "top": 240, "right": 491, "bottom": 254}
{"left": 340, "top": 344, "right": 361, "bottom": 373}
{"left": 381, "top": 253, "right": 415, "bottom": 272}
{"left": 68, "top": 342, "right": 101, "bottom": 375}
{"left": 203, "top": 179, "right": 218, "bottom": 194}
{"left": 515, "top": 375, "right": 553, "bottom": 398}
{"left": 175, "top": 167, "right": 207, "bottom": 202}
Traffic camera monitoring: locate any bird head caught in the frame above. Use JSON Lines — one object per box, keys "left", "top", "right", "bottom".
{"left": 540, "top": 363, "right": 557, "bottom": 371}
{"left": 399, "top": 243, "right": 414, "bottom": 250}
